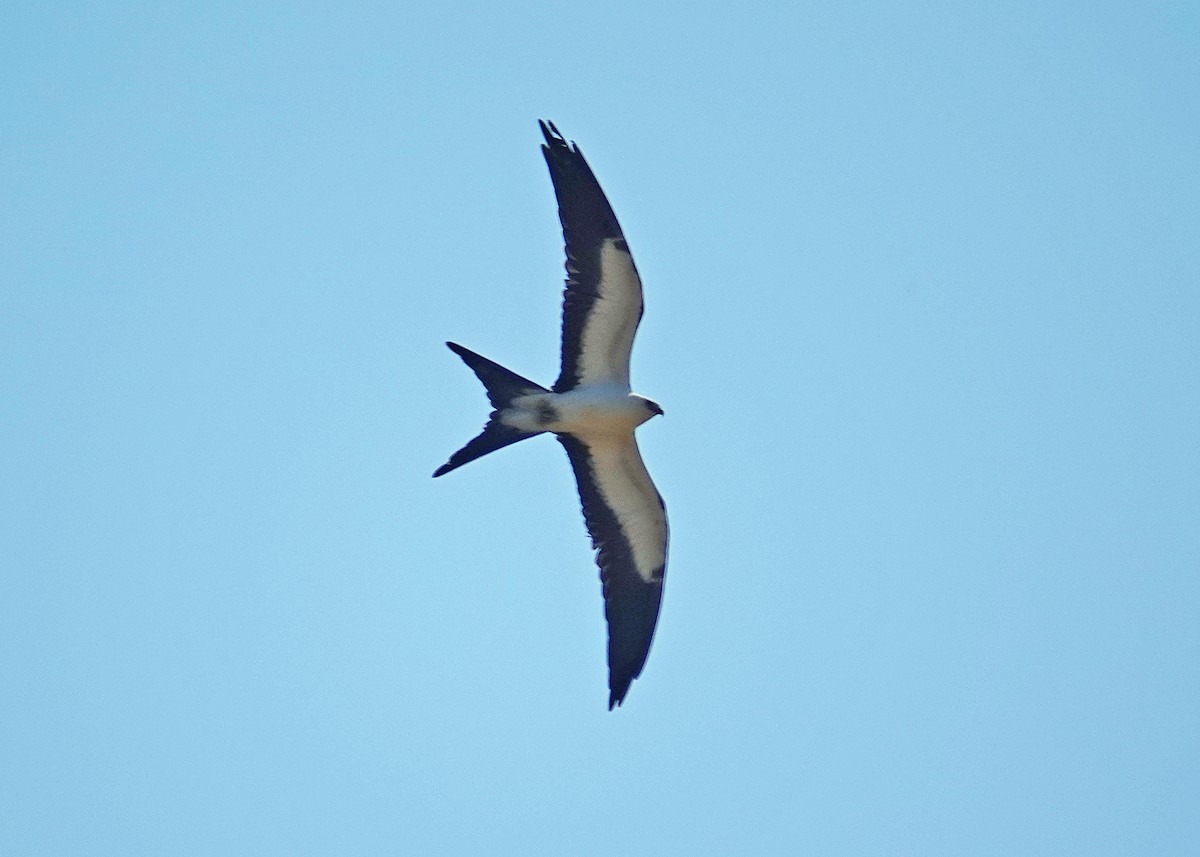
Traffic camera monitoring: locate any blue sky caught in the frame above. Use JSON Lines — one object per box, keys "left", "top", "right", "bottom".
{"left": 2, "top": 2, "right": 1197, "bottom": 854}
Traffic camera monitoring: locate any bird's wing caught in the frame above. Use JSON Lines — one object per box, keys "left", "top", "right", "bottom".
{"left": 559, "top": 432, "right": 668, "bottom": 708}
{"left": 540, "top": 121, "right": 644, "bottom": 393}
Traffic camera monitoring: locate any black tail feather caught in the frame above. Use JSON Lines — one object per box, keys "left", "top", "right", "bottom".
{"left": 433, "top": 415, "right": 534, "bottom": 477}
{"left": 433, "top": 343, "right": 549, "bottom": 477}
{"left": 445, "top": 342, "right": 546, "bottom": 408}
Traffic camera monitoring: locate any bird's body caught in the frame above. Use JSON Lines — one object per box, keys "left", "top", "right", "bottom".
{"left": 434, "top": 121, "right": 668, "bottom": 709}
{"left": 504, "top": 386, "right": 660, "bottom": 437}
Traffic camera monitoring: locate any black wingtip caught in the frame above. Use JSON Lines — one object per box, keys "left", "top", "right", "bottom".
{"left": 538, "top": 118, "right": 559, "bottom": 143}
{"left": 538, "top": 119, "right": 572, "bottom": 153}
{"left": 608, "top": 679, "right": 633, "bottom": 710}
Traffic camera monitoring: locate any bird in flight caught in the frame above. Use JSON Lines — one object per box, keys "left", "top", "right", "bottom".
{"left": 434, "top": 120, "right": 668, "bottom": 709}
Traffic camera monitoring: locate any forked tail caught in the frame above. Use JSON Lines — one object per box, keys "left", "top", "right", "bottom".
{"left": 432, "top": 342, "right": 549, "bottom": 478}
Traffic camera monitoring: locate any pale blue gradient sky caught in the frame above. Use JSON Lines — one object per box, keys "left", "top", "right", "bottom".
{"left": 2, "top": 2, "right": 1198, "bottom": 855}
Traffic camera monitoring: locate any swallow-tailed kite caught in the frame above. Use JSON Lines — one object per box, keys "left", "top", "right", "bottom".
{"left": 434, "top": 121, "right": 667, "bottom": 709}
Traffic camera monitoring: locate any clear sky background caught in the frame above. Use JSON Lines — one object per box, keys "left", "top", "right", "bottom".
{"left": 2, "top": 2, "right": 1197, "bottom": 855}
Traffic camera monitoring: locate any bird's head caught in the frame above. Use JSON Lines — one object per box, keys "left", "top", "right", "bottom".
{"left": 643, "top": 398, "right": 664, "bottom": 419}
